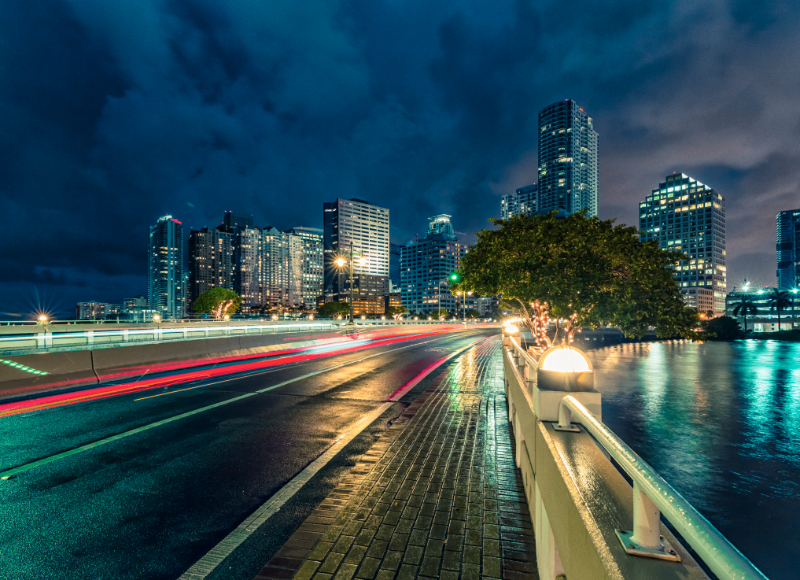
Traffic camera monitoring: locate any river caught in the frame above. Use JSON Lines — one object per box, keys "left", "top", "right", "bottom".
{"left": 587, "top": 340, "right": 800, "bottom": 580}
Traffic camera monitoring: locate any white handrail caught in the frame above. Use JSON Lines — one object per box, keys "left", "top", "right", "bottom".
{"left": 557, "top": 395, "right": 769, "bottom": 580}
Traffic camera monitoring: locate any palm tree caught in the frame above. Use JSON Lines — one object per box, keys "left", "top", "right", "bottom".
{"left": 732, "top": 298, "right": 758, "bottom": 333}
{"left": 767, "top": 289, "right": 792, "bottom": 331}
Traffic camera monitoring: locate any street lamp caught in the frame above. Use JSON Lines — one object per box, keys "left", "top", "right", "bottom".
{"left": 153, "top": 314, "right": 161, "bottom": 323}
{"left": 333, "top": 242, "right": 367, "bottom": 325}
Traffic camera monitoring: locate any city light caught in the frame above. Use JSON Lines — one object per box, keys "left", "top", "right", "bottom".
{"left": 335, "top": 258, "right": 345, "bottom": 267}
{"left": 272, "top": 315, "right": 278, "bottom": 320}
{"left": 152, "top": 314, "right": 161, "bottom": 322}
{"left": 358, "top": 257, "right": 367, "bottom": 266}
{"left": 539, "top": 346, "right": 591, "bottom": 373}
{"left": 223, "top": 314, "right": 230, "bottom": 320}
{"left": 309, "top": 315, "right": 314, "bottom": 320}
{"left": 37, "top": 315, "right": 47, "bottom": 323}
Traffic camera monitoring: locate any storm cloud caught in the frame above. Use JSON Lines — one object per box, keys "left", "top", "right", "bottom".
{"left": 2, "top": 0, "right": 799, "bottom": 316}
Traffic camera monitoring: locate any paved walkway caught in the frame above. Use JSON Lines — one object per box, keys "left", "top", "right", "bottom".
{"left": 254, "top": 337, "right": 538, "bottom": 580}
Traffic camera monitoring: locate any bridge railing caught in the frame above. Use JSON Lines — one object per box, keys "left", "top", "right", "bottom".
{"left": 501, "top": 329, "right": 768, "bottom": 580}
{"left": 0, "top": 319, "right": 472, "bottom": 354}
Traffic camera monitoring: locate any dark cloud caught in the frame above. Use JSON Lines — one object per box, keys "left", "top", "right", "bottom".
{"left": 2, "top": 0, "right": 800, "bottom": 317}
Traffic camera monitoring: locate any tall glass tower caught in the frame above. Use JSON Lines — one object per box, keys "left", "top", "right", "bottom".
{"left": 639, "top": 173, "right": 727, "bottom": 314}
{"left": 537, "top": 100, "right": 598, "bottom": 217}
{"left": 777, "top": 209, "right": 800, "bottom": 290}
{"left": 148, "top": 215, "right": 185, "bottom": 318}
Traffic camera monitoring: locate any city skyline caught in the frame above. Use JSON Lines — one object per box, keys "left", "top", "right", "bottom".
{"left": 3, "top": 1, "right": 800, "bottom": 317}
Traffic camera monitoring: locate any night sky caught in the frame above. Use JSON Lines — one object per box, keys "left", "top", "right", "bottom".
{"left": 2, "top": 0, "right": 799, "bottom": 318}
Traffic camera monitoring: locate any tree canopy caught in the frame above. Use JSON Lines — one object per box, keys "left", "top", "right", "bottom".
{"left": 317, "top": 301, "right": 351, "bottom": 318}
{"left": 386, "top": 306, "right": 408, "bottom": 319}
{"left": 451, "top": 211, "right": 698, "bottom": 345}
{"left": 702, "top": 315, "right": 741, "bottom": 340}
{"left": 192, "top": 288, "right": 242, "bottom": 319}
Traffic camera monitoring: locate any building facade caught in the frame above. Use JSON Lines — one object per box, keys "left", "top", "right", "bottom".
{"left": 188, "top": 226, "right": 234, "bottom": 306}
{"left": 400, "top": 215, "right": 467, "bottom": 314}
{"left": 389, "top": 242, "right": 402, "bottom": 291}
{"left": 639, "top": 173, "right": 727, "bottom": 314}
{"left": 323, "top": 198, "right": 390, "bottom": 298}
{"left": 233, "top": 226, "right": 262, "bottom": 312}
{"left": 148, "top": 215, "right": 185, "bottom": 318}
{"left": 777, "top": 209, "right": 800, "bottom": 290}
{"left": 725, "top": 286, "right": 799, "bottom": 331}
{"left": 285, "top": 227, "right": 324, "bottom": 309}
{"left": 537, "top": 100, "right": 598, "bottom": 217}
{"left": 501, "top": 184, "right": 538, "bottom": 220}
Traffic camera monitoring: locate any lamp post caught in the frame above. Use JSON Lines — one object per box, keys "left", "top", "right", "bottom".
{"left": 335, "top": 242, "right": 366, "bottom": 325}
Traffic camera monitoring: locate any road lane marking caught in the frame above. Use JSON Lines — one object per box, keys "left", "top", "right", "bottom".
{"left": 0, "top": 332, "right": 485, "bottom": 480}
{"left": 177, "top": 335, "right": 487, "bottom": 580}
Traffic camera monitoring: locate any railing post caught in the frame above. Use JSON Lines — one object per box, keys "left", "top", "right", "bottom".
{"left": 630, "top": 482, "right": 662, "bottom": 550}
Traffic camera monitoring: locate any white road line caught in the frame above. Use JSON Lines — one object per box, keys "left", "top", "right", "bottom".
{"left": 178, "top": 334, "right": 485, "bottom": 580}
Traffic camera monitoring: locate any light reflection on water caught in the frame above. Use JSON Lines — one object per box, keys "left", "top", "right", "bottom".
{"left": 588, "top": 340, "right": 800, "bottom": 580}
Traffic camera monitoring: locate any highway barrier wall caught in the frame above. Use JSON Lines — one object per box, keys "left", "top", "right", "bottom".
{"left": 0, "top": 324, "right": 473, "bottom": 403}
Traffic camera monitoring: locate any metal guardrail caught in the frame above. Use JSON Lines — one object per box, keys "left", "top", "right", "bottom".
{"left": 556, "top": 396, "right": 768, "bottom": 580}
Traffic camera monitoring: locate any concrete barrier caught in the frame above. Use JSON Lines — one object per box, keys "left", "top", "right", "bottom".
{"left": 0, "top": 324, "right": 471, "bottom": 402}
{"left": 0, "top": 351, "right": 98, "bottom": 401}
{"left": 502, "top": 335, "right": 710, "bottom": 580}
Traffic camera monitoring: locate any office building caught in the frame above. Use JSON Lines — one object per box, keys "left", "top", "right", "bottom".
{"left": 501, "top": 184, "right": 538, "bottom": 220}
{"left": 188, "top": 226, "right": 234, "bottom": 306}
{"left": 234, "top": 226, "right": 262, "bottom": 312}
{"left": 285, "top": 227, "right": 324, "bottom": 309}
{"left": 777, "top": 209, "right": 800, "bottom": 290}
{"left": 323, "top": 198, "right": 390, "bottom": 298}
{"left": 726, "top": 286, "right": 798, "bottom": 331}
{"left": 76, "top": 302, "right": 108, "bottom": 320}
{"left": 538, "top": 100, "right": 598, "bottom": 217}
{"left": 223, "top": 211, "right": 253, "bottom": 230}
{"left": 639, "top": 173, "right": 727, "bottom": 314}
{"left": 389, "top": 243, "right": 402, "bottom": 290}
{"left": 400, "top": 215, "right": 467, "bottom": 314}
{"left": 148, "top": 215, "right": 184, "bottom": 319}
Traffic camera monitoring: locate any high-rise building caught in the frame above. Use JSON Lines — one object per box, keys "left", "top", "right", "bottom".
{"left": 285, "top": 227, "right": 324, "bottom": 309}
{"left": 188, "top": 226, "right": 234, "bottom": 306}
{"left": 234, "top": 226, "right": 262, "bottom": 312}
{"left": 777, "top": 209, "right": 800, "bottom": 290}
{"left": 501, "top": 184, "right": 538, "bottom": 220}
{"left": 148, "top": 215, "right": 184, "bottom": 318}
{"left": 400, "top": 215, "right": 467, "bottom": 314}
{"left": 223, "top": 211, "right": 253, "bottom": 230}
{"left": 76, "top": 302, "right": 108, "bottom": 320}
{"left": 323, "top": 198, "right": 390, "bottom": 298}
{"left": 389, "top": 243, "right": 402, "bottom": 290}
{"left": 639, "top": 173, "right": 727, "bottom": 314}
{"left": 537, "top": 100, "right": 598, "bottom": 217}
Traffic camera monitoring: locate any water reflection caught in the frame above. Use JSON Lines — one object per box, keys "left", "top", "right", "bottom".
{"left": 588, "top": 340, "right": 800, "bottom": 580}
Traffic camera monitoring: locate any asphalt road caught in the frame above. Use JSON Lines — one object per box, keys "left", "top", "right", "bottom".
{"left": 0, "top": 327, "right": 495, "bottom": 580}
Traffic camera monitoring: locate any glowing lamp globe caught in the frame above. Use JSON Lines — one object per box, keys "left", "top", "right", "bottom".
{"left": 537, "top": 345, "right": 594, "bottom": 392}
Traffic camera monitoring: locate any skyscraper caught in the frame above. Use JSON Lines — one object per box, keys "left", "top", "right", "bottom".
{"left": 639, "top": 173, "right": 727, "bottom": 314}
{"left": 501, "top": 184, "right": 538, "bottom": 219}
{"left": 323, "top": 198, "right": 390, "bottom": 297}
{"left": 777, "top": 209, "right": 800, "bottom": 290}
{"left": 148, "top": 215, "right": 184, "bottom": 318}
{"left": 188, "top": 226, "right": 234, "bottom": 305}
{"left": 400, "top": 215, "right": 467, "bottom": 315}
{"left": 389, "top": 243, "right": 402, "bottom": 291}
{"left": 537, "top": 100, "right": 598, "bottom": 217}
{"left": 234, "top": 226, "right": 262, "bottom": 312}
{"left": 285, "top": 227, "right": 324, "bottom": 309}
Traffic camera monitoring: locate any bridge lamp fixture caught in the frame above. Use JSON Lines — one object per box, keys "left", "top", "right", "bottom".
{"left": 361, "top": 315, "right": 366, "bottom": 320}
{"left": 381, "top": 316, "right": 385, "bottom": 320}
{"left": 272, "top": 314, "right": 278, "bottom": 320}
{"left": 37, "top": 315, "right": 48, "bottom": 323}
{"left": 337, "top": 315, "right": 342, "bottom": 320}
{"left": 539, "top": 346, "right": 591, "bottom": 373}
{"left": 793, "top": 288, "right": 799, "bottom": 294}
{"left": 152, "top": 314, "right": 161, "bottom": 322}
{"left": 335, "top": 258, "right": 346, "bottom": 268}
{"left": 223, "top": 314, "right": 230, "bottom": 320}
{"left": 309, "top": 314, "right": 314, "bottom": 320}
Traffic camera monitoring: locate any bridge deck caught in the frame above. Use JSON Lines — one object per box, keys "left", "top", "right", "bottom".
{"left": 254, "top": 337, "right": 537, "bottom": 580}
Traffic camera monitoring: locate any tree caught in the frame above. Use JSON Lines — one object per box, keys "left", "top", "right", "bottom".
{"left": 430, "top": 308, "right": 450, "bottom": 320}
{"left": 465, "top": 309, "right": 481, "bottom": 319}
{"left": 193, "top": 288, "right": 242, "bottom": 319}
{"left": 317, "top": 301, "right": 351, "bottom": 318}
{"left": 767, "top": 289, "right": 792, "bottom": 331}
{"left": 732, "top": 297, "right": 758, "bottom": 333}
{"left": 386, "top": 306, "right": 408, "bottom": 320}
{"left": 702, "top": 315, "right": 741, "bottom": 340}
{"left": 450, "top": 211, "right": 698, "bottom": 348}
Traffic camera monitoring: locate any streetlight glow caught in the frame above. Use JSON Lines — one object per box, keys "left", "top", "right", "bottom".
{"left": 152, "top": 314, "right": 161, "bottom": 322}
{"left": 335, "top": 258, "right": 345, "bottom": 267}
{"left": 358, "top": 257, "right": 367, "bottom": 266}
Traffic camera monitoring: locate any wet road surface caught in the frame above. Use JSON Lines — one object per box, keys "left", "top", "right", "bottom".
{"left": 0, "top": 327, "right": 496, "bottom": 580}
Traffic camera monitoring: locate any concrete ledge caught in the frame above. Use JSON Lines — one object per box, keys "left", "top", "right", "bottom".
{"left": 504, "top": 346, "right": 710, "bottom": 580}
{"left": 0, "top": 351, "right": 98, "bottom": 401}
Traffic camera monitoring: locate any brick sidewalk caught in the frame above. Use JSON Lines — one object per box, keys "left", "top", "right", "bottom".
{"left": 254, "top": 336, "right": 538, "bottom": 580}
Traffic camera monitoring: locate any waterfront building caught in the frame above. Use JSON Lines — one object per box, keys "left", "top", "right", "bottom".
{"left": 389, "top": 243, "right": 402, "bottom": 290}
{"left": 285, "top": 227, "right": 324, "bottom": 310}
{"left": 188, "top": 226, "right": 234, "bottom": 306}
{"left": 76, "top": 302, "right": 108, "bottom": 320}
{"left": 501, "top": 184, "right": 538, "bottom": 219}
{"left": 777, "top": 209, "right": 800, "bottom": 290}
{"left": 400, "top": 215, "right": 467, "bottom": 314}
{"left": 234, "top": 226, "right": 262, "bottom": 312}
{"left": 148, "top": 215, "right": 185, "bottom": 319}
{"left": 725, "top": 285, "right": 799, "bottom": 331}
{"left": 537, "top": 100, "right": 598, "bottom": 217}
{"left": 639, "top": 173, "right": 727, "bottom": 314}
{"left": 323, "top": 198, "right": 390, "bottom": 299}
{"left": 123, "top": 296, "right": 148, "bottom": 311}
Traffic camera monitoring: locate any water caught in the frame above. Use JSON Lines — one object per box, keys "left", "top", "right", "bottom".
{"left": 587, "top": 340, "right": 800, "bottom": 580}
